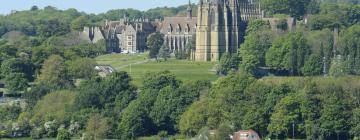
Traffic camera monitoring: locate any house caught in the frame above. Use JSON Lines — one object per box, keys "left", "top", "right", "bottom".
{"left": 232, "top": 130, "right": 261, "bottom": 140}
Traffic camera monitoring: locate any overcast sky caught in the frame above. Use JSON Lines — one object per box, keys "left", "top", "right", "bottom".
{"left": 0, "top": 0, "right": 198, "bottom": 15}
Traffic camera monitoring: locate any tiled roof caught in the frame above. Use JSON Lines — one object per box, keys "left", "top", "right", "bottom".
{"left": 159, "top": 17, "right": 197, "bottom": 34}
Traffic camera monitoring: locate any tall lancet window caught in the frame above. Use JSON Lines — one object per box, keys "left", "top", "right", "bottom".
{"left": 210, "top": 9, "right": 216, "bottom": 25}
{"left": 167, "top": 24, "right": 172, "bottom": 34}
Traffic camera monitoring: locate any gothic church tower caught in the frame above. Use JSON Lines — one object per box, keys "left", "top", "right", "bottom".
{"left": 195, "top": 0, "right": 241, "bottom": 61}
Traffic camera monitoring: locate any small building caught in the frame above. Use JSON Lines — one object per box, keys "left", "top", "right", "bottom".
{"left": 94, "top": 65, "right": 116, "bottom": 77}
{"left": 232, "top": 130, "right": 261, "bottom": 140}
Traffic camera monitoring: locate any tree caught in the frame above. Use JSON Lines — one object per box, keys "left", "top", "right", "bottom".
{"left": 351, "top": 108, "right": 360, "bottom": 139}
{"left": 36, "top": 19, "right": 70, "bottom": 38}
{"left": 74, "top": 72, "right": 136, "bottom": 110}
{"left": 23, "top": 84, "right": 50, "bottom": 108}
{"left": 262, "top": 0, "right": 313, "bottom": 19}
{"left": 215, "top": 123, "right": 234, "bottom": 140}
{"left": 179, "top": 99, "right": 210, "bottom": 136}
{"left": 147, "top": 32, "right": 164, "bottom": 59}
{"left": 240, "top": 29, "right": 274, "bottom": 73}
{"left": 338, "top": 24, "right": 360, "bottom": 75}
{"left": 31, "top": 90, "right": 75, "bottom": 126}
{"left": 119, "top": 97, "right": 154, "bottom": 140}
{"left": 56, "top": 129, "right": 71, "bottom": 140}
{"left": 142, "top": 71, "right": 180, "bottom": 90}
{"left": 85, "top": 113, "right": 108, "bottom": 140}
{"left": 0, "top": 58, "right": 34, "bottom": 81}
{"left": 67, "top": 58, "right": 97, "bottom": 79}
{"left": 318, "top": 86, "right": 350, "bottom": 139}
{"left": 301, "top": 54, "right": 323, "bottom": 76}
{"left": 71, "top": 16, "right": 90, "bottom": 31}
{"left": 266, "top": 32, "right": 310, "bottom": 75}
{"left": 329, "top": 57, "right": 348, "bottom": 77}
{"left": 37, "top": 55, "right": 71, "bottom": 89}
{"left": 217, "top": 54, "right": 240, "bottom": 75}
{"left": 30, "top": 5, "right": 39, "bottom": 11}
{"left": 267, "top": 93, "right": 302, "bottom": 139}
{"left": 157, "top": 45, "right": 171, "bottom": 61}
{"left": 4, "top": 73, "right": 28, "bottom": 94}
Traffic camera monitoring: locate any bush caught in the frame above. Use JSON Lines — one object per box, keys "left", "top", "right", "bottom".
{"left": 56, "top": 129, "right": 71, "bottom": 140}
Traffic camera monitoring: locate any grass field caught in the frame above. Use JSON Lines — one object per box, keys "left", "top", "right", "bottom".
{"left": 95, "top": 53, "right": 219, "bottom": 86}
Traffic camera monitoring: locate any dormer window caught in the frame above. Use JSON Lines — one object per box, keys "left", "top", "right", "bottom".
{"left": 167, "top": 24, "right": 172, "bottom": 34}
{"left": 176, "top": 24, "right": 181, "bottom": 33}
{"left": 185, "top": 24, "right": 190, "bottom": 33}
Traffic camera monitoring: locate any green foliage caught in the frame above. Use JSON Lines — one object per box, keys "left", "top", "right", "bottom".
{"left": 276, "top": 18, "right": 288, "bottom": 30}
{"left": 266, "top": 32, "right": 310, "bottom": 75}
{"left": 217, "top": 54, "right": 240, "bottom": 75}
{"left": 85, "top": 113, "right": 109, "bottom": 140}
{"left": 268, "top": 93, "right": 302, "bottom": 138}
{"left": 147, "top": 32, "right": 164, "bottom": 59}
{"left": 37, "top": 55, "right": 71, "bottom": 89}
{"left": 23, "top": 84, "right": 51, "bottom": 108}
{"left": 329, "top": 57, "right": 349, "bottom": 77}
{"left": 240, "top": 28, "right": 274, "bottom": 73}
{"left": 0, "top": 104, "right": 21, "bottom": 122}
{"left": 36, "top": 19, "right": 70, "bottom": 38}
{"left": 262, "top": 0, "right": 313, "bottom": 19}
{"left": 301, "top": 54, "right": 323, "bottom": 76}
{"left": 1, "top": 58, "right": 34, "bottom": 81}
{"left": 119, "top": 95, "right": 154, "bottom": 139}
{"left": 179, "top": 99, "right": 210, "bottom": 136}
{"left": 142, "top": 71, "right": 180, "bottom": 90}
{"left": 74, "top": 71, "right": 136, "bottom": 110}
{"left": 70, "top": 16, "right": 90, "bottom": 31}
{"left": 245, "top": 20, "right": 270, "bottom": 35}
{"left": 4, "top": 72, "right": 28, "bottom": 94}
{"left": 215, "top": 123, "right": 234, "bottom": 140}
{"left": 157, "top": 45, "right": 171, "bottom": 61}
{"left": 31, "top": 90, "right": 75, "bottom": 125}
{"left": 56, "top": 129, "right": 71, "bottom": 140}
{"left": 67, "top": 58, "right": 97, "bottom": 79}
{"left": 175, "top": 50, "right": 189, "bottom": 60}
{"left": 338, "top": 24, "right": 360, "bottom": 74}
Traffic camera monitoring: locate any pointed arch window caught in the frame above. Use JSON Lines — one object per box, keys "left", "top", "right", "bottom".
{"left": 210, "top": 9, "right": 216, "bottom": 25}
{"left": 167, "top": 24, "right": 172, "bottom": 34}
{"left": 185, "top": 24, "right": 190, "bottom": 33}
{"left": 176, "top": 24, "right": 181, "bottom": 33}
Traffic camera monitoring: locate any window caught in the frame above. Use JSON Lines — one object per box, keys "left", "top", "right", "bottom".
{"left": 128, "top": 42, "right": 132, "bottom": 46}
{"left": 176, "top": 24, "right": 181, "bottom": 33}
{"left": 210, "top": 9, "right": 216, "bottom": 25}
{"left": 127, "top": 35, "right": 132, "bottom": 40}
{"left": 167, "top": 25, "right": 172, "bottom": 33}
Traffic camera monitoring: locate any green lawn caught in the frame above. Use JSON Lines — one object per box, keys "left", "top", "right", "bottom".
{"left": 95, "top": 53, "right": 148, "bottom": 69}
{"left": 95, "top": 54, "right": 219, "bottom": 86}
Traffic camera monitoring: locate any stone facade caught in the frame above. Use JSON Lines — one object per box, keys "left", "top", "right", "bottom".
{"left": 195, "top": 0, "right": 242, "bottom": 61}
{"left": 159, "top": 1, "right": 197, "bottom": 54}
{"left": 81, "top": 17, "right": 156, "bottom": 53}
{"left": 239, "top": 0, "right": 263, "bottom": 21}
{"left": 102, "top": 18, "right": 156, "bottom": 53}
{"left": 80, "top": 27, "right": 104, "bottom": 44}
{"left": 80, "top": 0, "right": 297, "bottom": 62}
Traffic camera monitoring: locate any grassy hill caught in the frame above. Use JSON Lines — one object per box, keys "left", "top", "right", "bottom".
{"left": 95, "top": 53, "right": 219, "bottom": 86}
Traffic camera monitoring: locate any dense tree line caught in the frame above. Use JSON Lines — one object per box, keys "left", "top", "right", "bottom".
{"left": 237, "top": 3, "right": 360, "bottom": 77}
